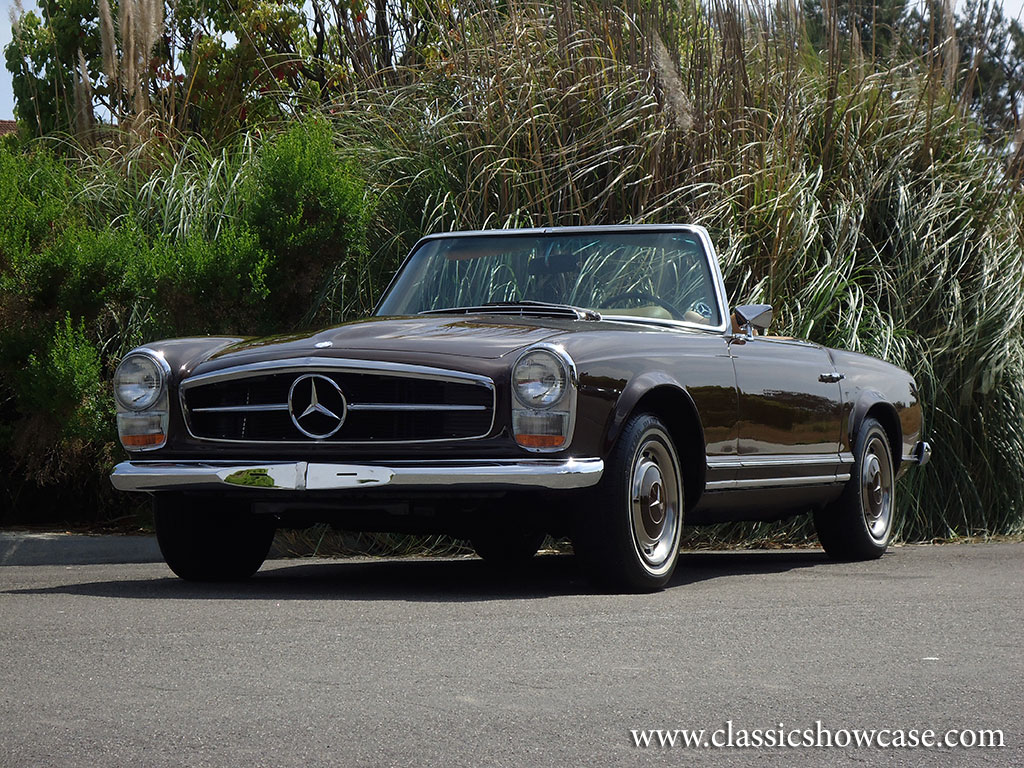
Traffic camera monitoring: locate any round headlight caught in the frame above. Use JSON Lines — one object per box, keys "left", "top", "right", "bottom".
{"left": 114, "top": 354, "right": 165, "bottom": 411}
{"left": 513, "top": 348, "right": 569, "bottom": 408}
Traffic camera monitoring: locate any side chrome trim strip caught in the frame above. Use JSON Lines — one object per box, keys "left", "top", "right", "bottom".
{"left": 110, "top": 458, "right": 604, "bottom": 492}
{"left": 706, "top": 452, "right": 855, "bottom": 470}
{"left": 705, "top": 473, "right": 852, "bottom": 491}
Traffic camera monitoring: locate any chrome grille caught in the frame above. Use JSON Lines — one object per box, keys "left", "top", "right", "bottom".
{"left": 180, "top": 360, "right": 495, "bottom": 443}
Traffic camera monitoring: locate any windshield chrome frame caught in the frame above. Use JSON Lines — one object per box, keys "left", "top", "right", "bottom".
{"left": 374, "top": 224, "right": 731, "bottom": 334}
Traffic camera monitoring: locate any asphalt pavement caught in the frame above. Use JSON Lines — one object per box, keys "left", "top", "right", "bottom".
{"left": 0, "top": 540, "right": 1021, "bottom": 767}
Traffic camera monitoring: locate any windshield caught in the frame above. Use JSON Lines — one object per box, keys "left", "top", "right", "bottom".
{"left": 376, "top": 230, "right": 722, "bottom": 326}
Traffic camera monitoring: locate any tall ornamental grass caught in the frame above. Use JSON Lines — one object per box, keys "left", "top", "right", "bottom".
{"left": 317, "top": 0, "right": 1024, "bottom": 539}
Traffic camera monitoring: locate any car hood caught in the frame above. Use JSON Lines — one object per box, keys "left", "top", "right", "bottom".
{"left": 205, "top": 315, "right": 567, "bottom": 365}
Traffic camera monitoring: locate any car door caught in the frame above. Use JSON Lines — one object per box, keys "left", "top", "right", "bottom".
{"left": 726, "top": 334, "right": 846, "bottom": 487}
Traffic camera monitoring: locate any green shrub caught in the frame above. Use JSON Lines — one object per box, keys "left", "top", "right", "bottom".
{"left": 0, "top": 313, "right": 122, "bottom": 522}
{"left": 0, "top": 145, "right": 80, "bottom": 267}
{"left": 0, "top": 122, "right": 376, "bottom": 522}
{"left": 12, "top": 225, "right": 139, "bottom": 318}
{"left": 19, "top": 315, "right": 111, "bottom": 443}
{"left": 241, "top": 119, "right": 372, "bottom": 326}
{"left": 2, "top": 315, "right": 115, "bottom": 518}
{"left": 124, "top": 226, "right": 272, "bottom": 337}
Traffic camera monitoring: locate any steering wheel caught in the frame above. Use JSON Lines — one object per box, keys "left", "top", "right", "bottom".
{"left": 601, "top": 291, "right": 686, "bottom": 320}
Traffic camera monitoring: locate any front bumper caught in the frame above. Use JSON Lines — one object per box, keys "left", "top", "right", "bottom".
{"left": 110, "top": 458, "right": 604, "bottom": 493}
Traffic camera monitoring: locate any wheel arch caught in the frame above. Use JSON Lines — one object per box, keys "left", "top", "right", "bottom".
{"left": 851, "top": 391, "right": 902, "bottom": 470}
{"left": 604, "top": 376, "right": 706, "bottom": 511}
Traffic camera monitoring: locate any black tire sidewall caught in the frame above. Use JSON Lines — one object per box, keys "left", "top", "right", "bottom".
{"left": 850, "top": 420, "right": 896, "bottom": 554}
{"left": 814, "top": 417, "right": 895, "bottom": 560}
{"left": 576, "top": 413, "right": 684, "bottom": 591}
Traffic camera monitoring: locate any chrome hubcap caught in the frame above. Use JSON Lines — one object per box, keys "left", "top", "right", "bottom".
{"left": 630, "top": 432, "right": 682, "bottom": 574}
{"left": 861, "top": 436, "right": 893, "bottom": 542}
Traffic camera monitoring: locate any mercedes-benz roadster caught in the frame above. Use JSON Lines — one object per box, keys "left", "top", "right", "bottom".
{"left": 111, "top": 225, "right": 930, "bottom": 590}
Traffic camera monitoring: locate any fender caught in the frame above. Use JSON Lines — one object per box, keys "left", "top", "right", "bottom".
{"left": 604, "top": 372, "right": 699, "bottom": 446}
{"left": 140, "top": 337, "right": 246, "bottom": 382}
{"left": 848, "top": 388, "right": 901, "bottom": 457}
{"left": 602, "top": 372, "right": 709, "bottom": 508}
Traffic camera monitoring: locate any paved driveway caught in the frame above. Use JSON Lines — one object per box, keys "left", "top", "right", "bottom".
{"left": 1, "top": 542, "right": 1021, "bottom": 766}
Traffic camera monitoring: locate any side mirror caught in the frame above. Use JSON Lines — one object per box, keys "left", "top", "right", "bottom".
{"left": 734, "top": 304, "right": 773, "bottom": 337}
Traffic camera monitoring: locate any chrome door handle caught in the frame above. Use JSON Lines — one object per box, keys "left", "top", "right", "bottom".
{"left": 819, "top": 372, "right": 845, "bottom": 383}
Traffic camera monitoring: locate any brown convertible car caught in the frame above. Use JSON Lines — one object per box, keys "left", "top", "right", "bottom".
{"left": 111, "top": 225, "right": 930, "bottom": 590}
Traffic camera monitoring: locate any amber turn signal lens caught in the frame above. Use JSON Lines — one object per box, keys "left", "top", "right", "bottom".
{"left": 117, "top": 408, "right": 168, "bottom": 451}
{"left": 514, "top": 434, "right": 565, "bottom": 448}
{"left": 120, "top": 433, "right": 166, "bottom": 447}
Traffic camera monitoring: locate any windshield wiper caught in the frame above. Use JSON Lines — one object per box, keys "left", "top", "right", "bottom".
{"left": 420, "top": 300, "right": 602, "bottom": 321}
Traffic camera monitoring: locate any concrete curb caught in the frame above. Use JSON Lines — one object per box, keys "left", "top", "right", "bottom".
{"left": 0, "top": 532, "right": 162, "bottom": 566}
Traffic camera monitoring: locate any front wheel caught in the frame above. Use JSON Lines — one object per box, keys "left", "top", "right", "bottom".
{"left": 154, "top": 495, "right": 276, "bottom": 581}
{"left": 573, "top": 413, "right": 684, "bottom": 592}
{"left": 813, "top": 417, "right": 895, "bottom": 560}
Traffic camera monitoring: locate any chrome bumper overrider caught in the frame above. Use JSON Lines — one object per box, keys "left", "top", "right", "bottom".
{"left": 110, "top": 458, "right": 604, "bottom": 492}
{"left": 913, "top": 441, "right": 932, "bottom": 467}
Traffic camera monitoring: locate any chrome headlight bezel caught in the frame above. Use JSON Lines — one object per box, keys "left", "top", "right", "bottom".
{"left": 114, "top": 352, "right": 169, "bottom": 411}
{"left": 512, "top": 347, "right": 571, "bottom": 409}
{"left": 114, "top": 350, "right": 171, "bottom": 452}
{"left": 511, "top": 344, "right": 577, "bottom": 452}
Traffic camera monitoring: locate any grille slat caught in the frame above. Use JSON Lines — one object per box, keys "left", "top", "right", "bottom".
{"left": 182, "top": 367, "right": 494, "bottom": 443}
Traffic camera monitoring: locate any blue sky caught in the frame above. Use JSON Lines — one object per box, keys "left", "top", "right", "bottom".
{"left": 1, "top": 1, "right": 13, "bottom": 119}
{"left": 3, "top": 0, "right": 1024, "bottom": 120}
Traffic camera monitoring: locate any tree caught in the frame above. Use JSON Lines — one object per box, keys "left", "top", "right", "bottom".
{"left": 4, "top": 0, "right": 459, "bottom": 142}
{"left": 956, "top": 0, "right": 1024, "bottom": 139}
{"left": 802, "top": 0, "right": 911, "bottom": 59}
{"left": 5, "top": 0, "right": 104, "bottom": 136}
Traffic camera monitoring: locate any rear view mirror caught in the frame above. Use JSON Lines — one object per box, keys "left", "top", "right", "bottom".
{"left": 734, "top": 304, "right": 773, "bottom": 337}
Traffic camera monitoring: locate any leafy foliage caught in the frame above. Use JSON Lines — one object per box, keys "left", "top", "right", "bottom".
{"left": 0, "top": 120, "right": 372, "bottom": 522}
{"left": 4, "top": 0, "right": 103, "bottom": 136}
{"left": 241, "top": 119, "right": 372, "bottom": 325}
{"left": 21, "top": 315, "right": 111, "bottom": 442}
{"left": 0, "top": 0, "right": 1022, "bottom": 545}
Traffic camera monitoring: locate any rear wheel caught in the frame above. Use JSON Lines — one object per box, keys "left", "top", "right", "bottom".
{"left": 154, "top": 495, "right": 276, "bottom": 581}
{"left": 814, "top": 417, "right": 895, "bottom": 560}
{"left": 573, "top": 413, "right": 683, "bottom": 592}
